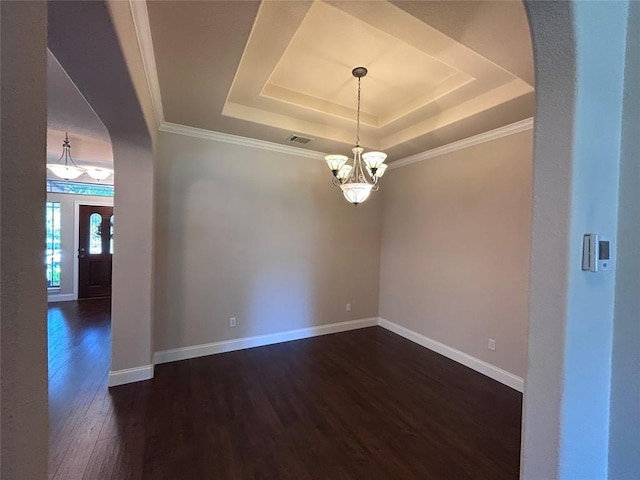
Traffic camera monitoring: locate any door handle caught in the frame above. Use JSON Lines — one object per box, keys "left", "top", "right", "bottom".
{"left": 78, "top": 247, "right": 86, "bottom": 259}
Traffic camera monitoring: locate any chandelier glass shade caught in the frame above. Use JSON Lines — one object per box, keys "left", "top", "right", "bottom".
{"left": 366, "top": 162, "right": 387, "bottom": 179}
{"left": 46, "top": 132, "right": 113, "bottom": 181}
{"left": 46, "top": 163, "right": 85, "bottom": 181}
{"left": 84, "top": 166, "right": 114, "bottom": 181}
{"left": 324, "top": 67, "right": 387, "bottom": 205}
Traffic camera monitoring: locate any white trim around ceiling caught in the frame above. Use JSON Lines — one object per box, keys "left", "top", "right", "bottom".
{"left": 129, "top": 0, "right": 325, "bottom": 161}
{"left": 388, "top": 117, "right": 534, "bottom": 170}
{"left": 159, "top": 121, "right": 327, "bottom": 160}
{"left": 128, "top": 0, "right": 532, "bottom": 170}
{"left": 129, "top": 0, "right": 165, "bottom": 127}
{"left": 158, "top": 117, "right": 533, "bottom": 165}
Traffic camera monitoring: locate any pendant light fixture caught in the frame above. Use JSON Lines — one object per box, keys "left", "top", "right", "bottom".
{"left": 324, "top": 67, "right": 387, "bottom": 205}
{"left": 46, "top": 132, "right": 85, "bottom": 180}
{"left": 46, "top": 132, "right": 113, "bottom": 181}
{"left": 84, "top": 166, "right": 114, "bottom": 181}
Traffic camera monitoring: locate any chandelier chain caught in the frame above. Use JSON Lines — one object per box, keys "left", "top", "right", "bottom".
{"left": 356, "top": 76, "right": 361, "bottom": 146}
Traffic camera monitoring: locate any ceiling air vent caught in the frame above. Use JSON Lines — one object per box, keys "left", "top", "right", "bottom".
{"left": 287, "top": 134, "right": 312, "bottom": 145}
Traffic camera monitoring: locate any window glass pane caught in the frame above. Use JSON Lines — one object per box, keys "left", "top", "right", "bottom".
{"left": 45, "top": 201, "right": 61, "bottom": 288}
{"left": 46, "top": 179, "right": 114, "bottom": 197}
{"left": 89, "top": 213, "right": 102, "bottom": 254}
{"left": 110, "top": 215, "right": 114, "bottom": 254}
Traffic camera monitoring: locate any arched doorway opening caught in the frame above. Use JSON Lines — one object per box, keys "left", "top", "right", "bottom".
{"left": 1, "top": 1, "right": 638, "bottom": 478}
{"left": 522, "top": 1, "right": 637, "bottom": 478}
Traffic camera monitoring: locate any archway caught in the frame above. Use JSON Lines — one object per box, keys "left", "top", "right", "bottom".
{"left": 1, "top": 1, "right": 637, "bottom": 478}
{"left": 522, "top": 1, "right": 637, "bottom": 478}
{"left": 47, "top": 1, "right": 155, "bottom": 386}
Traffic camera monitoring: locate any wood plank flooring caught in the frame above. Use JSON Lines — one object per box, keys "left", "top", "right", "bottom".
{"left": 49, "top": 300, "right": 522, "bottom": 479}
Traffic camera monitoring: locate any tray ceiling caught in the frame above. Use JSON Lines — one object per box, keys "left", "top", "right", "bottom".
{"left": 146, "top": 0, "right": 534, "bottom": 161}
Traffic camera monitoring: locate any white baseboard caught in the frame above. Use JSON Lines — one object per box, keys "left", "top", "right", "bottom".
{"left": 48, "top": 293, "right": 75, "bottom": 302}
{"left": 154, "top": 317, "right": 379, "bottom": 365}
{"left": 109, "top": 317, "right": 522, "bottom": 391}
{"left": 378, "top": 318, "right": 524, "bottom": 392}
{"left": 108, "top": 364, "right": 154, "bottom": 387}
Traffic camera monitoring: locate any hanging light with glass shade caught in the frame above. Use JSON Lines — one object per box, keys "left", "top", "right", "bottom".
{"left": 46, "top": 132, "right": 85, "bottom": 180}
{"left": 46, "top": 132, "right": 113, "bottom": 181}
{"left": 324, "top": 67, "right": 387, "bottom": 205}
{"left": 84, "top": 166, "right": 114, "bottom": 181}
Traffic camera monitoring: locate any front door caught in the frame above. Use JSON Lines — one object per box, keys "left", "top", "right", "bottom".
{"left": 78, "top": 205, "right": 113, "bottom": 299}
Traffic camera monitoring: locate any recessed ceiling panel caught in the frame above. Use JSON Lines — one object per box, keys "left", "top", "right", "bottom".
{"left": 147, "top": 0, "right": 534, "bottom": 160}
{"left": 223, "top": 0, "right": 532, "bottom": 150}
{"left": 265, "top": 1, "right": 468, "bottom": 122}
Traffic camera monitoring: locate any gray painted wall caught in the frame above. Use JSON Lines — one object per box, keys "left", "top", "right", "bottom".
{"left": 1, "top": 2, "right": 636, "bottom": 478}
{"left": 520, "top": 2, "right": 575, "bottom": 477}
{"left": 522, "top": 1, "right": 630, "bottom": 478}
{"left": 379, "top": 131, "right": 532, "bottom": 379}
{"left": 609, "top": 1, "right": 640, "bottom": 477}
{"left": 0, "top": 2, "right": 49, "bottom": 478}
{"left": 154, "top": 131, "right": 382, "bottom": 352}
{"left": 48, "top": 1, "right": 156, "bottom": 373}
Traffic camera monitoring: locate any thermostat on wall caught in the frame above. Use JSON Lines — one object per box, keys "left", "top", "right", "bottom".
{"left": 582, "top": 234, "right": 613, "bottom": 272}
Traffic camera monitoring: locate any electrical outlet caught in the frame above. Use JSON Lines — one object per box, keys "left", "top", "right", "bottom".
{"left": 229, "top": 317, "right": 237, "bottom": 328}
{"left": 488, "top": 338, "right": 496, "bottom": 351}
{"left": 346, "top": 303, "right": 351, "bottom": 312}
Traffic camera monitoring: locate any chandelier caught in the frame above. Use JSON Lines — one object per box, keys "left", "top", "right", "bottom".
{"left": 324, "top": 67, "right": 387, "bottom": 205}
{"left": 46, "top": 132, "right": 113, "bottom": 181}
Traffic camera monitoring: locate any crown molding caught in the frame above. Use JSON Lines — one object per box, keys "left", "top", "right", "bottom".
{"left": 129, "top": 0, "right": 165, "bottom": 128}
{"left": 389, "top": 117, "right": 534, "bottom": 170}
{"left": 159, "top": 118, "right": 533, "bottom": 164}
{"left": 159, "top": 122, "right": 327, "bottom": 160}
{"left": 127, "top": 0, "right": 531, "bottom": 168}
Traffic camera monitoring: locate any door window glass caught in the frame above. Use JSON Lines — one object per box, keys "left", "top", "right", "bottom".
{"left": 89, "top": 213, "right": 102, "bottom": 254}
{"left": 46, "top": 180, "right": 113, "bottom": 197}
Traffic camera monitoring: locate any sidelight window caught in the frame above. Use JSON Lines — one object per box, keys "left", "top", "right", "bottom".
{"left": 109, "top": 215, "right": 114, "bottom": 254}
{"left": 46, "top": 201, "right": 61, "bottom": 288}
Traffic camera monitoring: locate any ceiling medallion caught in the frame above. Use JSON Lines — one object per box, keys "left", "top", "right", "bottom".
{"left": 324, "top": 67, "right": 387, "bottom": 205}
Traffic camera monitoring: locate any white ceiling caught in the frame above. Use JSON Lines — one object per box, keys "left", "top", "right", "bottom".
{"left": 46, "top": 50, "right": 113, "bottom": 176}
{"left": 45, "top": 1, "right": 534, "bottom": 167}
{"left": 146, "top": 0, "right": 534, "bottom": 161}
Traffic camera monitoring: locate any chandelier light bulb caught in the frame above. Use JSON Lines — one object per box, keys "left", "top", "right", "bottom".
{"left": 340, "top": 183, "right": 373, "bottom": 205}
{"left": 325, "top": 154, "right": 348, "bottom": 174}
{"left": 366, "top": 162, "right": 387, "bottom": 179}
{"left": 336, "top": 164, "right": 353, "bottom": 181}
{"left": 362, "top": 151, "right": 387, "bottom": 171}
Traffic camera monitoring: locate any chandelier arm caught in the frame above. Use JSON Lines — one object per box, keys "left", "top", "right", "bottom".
{"left": 54, "top": 149, "right": 78, "bottom": 168}
{"left": 71, "top": 158, "right": 79, "bottom": 168}
{"left": 64, "top": 148, "right": 81, "bottom": 168}
{"left": 55, "top": 134, "right": 81, "bottom": 168}
{"left": 325, "top": 67, "right": 386, "bottom": 205}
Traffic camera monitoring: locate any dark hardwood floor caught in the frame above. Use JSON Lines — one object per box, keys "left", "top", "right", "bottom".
{"left": 49, "top": 300, "right": 522, "bottom": 479}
